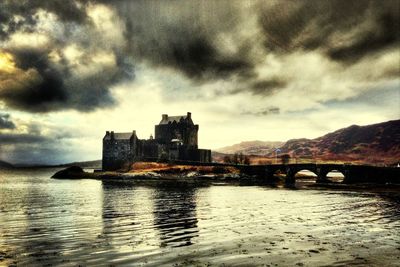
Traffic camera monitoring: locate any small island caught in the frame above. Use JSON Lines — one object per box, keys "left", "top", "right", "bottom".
{"left": 53, "top": 162, "right": 253, "bottom": 183}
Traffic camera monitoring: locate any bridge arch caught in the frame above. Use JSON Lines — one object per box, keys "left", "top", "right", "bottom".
{"left": 285, "top": 166, "right": 319, "bottom": 184}
{"left": 318, "top": 166, "right": 347, "bottom": 183}
{"left": 325, "top": 169, "right": 345, "bottom": 183}
{"left": 294, "top": 169, "right": 318, "bottom": 178}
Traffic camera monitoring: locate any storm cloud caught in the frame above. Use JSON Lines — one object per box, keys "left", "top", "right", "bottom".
{"left": 0, "top": 0, "right": 399, "bottom": 112}
{"left": 114, "top": 0, "right": 256, "bottom": 82}
{"left": 259, "top": 0, "right": 400, "bottom": 63}
{"left": 0, "top": 0, "right": 87, "bottom": 38}
{"left": 0, "top": 133, "right": 48, "bottom": 144}
{"left": 0, "top": 1, "right": 133, "bottom": 112}
{"left": 0, "top": 137, "right": 72, "bottom": 165}
{"left": 0, "top": 119, "right": 84, "bottom": 165}
{"left": 108, "top": 0, "right": 400, "bottom": 87}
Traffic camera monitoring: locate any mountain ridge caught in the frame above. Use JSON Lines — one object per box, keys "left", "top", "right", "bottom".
{"left": 215, "top": 119, "right": 400, "bottom": 164}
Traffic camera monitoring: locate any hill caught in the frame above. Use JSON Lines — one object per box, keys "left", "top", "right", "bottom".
{"left": 12, "top": 160, "right": 102, "bottom": 169}
{"left": 0, "top": 160, "right": 14, "bottom": 169}
{"left": 278, "top": 120, "right": 400, "bottom": 164}
{"left": 61, "top": 160, "right": 102, "bottom": 169}
{"left": 215, "top": 120, "right": 400, "bottom": 165}
{"left": 216, "top": 140, "right": 284, "bottom": 155}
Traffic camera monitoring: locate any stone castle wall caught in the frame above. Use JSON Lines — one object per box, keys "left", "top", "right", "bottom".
{"left": 102, "top": 138, "right": 133, "bottom": 170}
{"left": 102, "top": 113, "right": 211, "bottom": 171}
{"left": 155, "top": 123, "right": 198, "bottom": 147}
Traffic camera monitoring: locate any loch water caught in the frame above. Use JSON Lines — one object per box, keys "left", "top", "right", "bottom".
{"left": 0, "top": 168, "right": 399, "bottom": 266}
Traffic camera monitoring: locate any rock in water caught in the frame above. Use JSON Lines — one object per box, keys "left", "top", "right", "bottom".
{"left": 52, "top": 166, "right": 85, "bottom": 179}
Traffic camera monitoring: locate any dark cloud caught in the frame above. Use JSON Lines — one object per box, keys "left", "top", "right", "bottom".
{"left": 0, "top": 133, "right": 48, "bottom": 144}
{"left": 1, "top": 0, "right": 252, "bottom": 112}
{"left": 0, "top": 0, "right": 87, "bottom": 38}
{"left": 0, "top": 0, "right": 133, "bottom": 112}
{"left": 259, "top": 0, "right": 400, "bottom": 63}
{"left": 0, "top": 140, "right": 73, "bottom": 165}
{"left": 169, "top": 37, "right": 253, "bottom": 81}
{"left": 0, "top": 122, "right": 76, "bottom": 144}
{"left": 227, "top": 78, "right": 286, "bottom": 97}
{"left": 0, "top": 47, "right": 128, "bottom": 112}
{"left": 115, "top": 0, "right": 255, "bottom": 82}
{"left": 0, "top": 113, "right": 15, "bottom": 129}
{"left": 0, "top": 0, "right": 398, "bottom": 112}
{"left": 242, "top": 106, "right": 280, "bottom": 116}
{"left": 0, "top": 123, "right": 80, "bottom": 164}
{"left": 100, "top": 0, "right": 399, "bottom": 95}
{"left": 328, "top": 10, "right": 400, "bottom": 62}
{"left": 250, "top": 79, "right": 286, "bottom": 96}
{"left": 1, "top": 48, "right": 68, "bottom": 112}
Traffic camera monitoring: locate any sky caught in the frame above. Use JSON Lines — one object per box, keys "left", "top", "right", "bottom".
{"left": 0, "top": 0, "right": 399, "bottom": 165}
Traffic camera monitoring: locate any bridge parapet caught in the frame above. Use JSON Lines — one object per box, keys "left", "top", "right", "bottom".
{"left": 342, "top": 165, "right": 400, "bottom": 184}
{"left": 238, "top": 163, "right": 400, "bottom": 185}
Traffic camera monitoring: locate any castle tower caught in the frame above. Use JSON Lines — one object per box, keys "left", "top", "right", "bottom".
{"left": 155, "top": 112, "right": 198, "bottom": 148}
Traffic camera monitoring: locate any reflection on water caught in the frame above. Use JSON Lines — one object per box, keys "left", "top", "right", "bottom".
{"left": 0, "top": 168, "right": 103, "bottom": 266}
{"left": 1, "top": 169, "right": 400, "bottom": 266}
{"left": 153, "top": 185, "right": 198, "bottom": 248}
{"left": 101, "top": 182, "right": 157, "bottom": 249}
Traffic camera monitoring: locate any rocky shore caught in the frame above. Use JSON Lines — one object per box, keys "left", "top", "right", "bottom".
{"left": 51, "top": 164, "right": 263, "bottom": 186}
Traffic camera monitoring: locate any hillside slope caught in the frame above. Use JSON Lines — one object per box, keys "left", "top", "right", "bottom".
{"left": 215, "top": 120, "right": 400, "bottom": 164}
{"left": 278, "top": 120, "right": 400, "bottom": 164}
{"left": 0, "top": 160, "right": 14, "bottom": 169}
{"left": 216, "top": 141, "right": 284, "bottom": 155}
{"left": 61, "top": 160, "right": 102, "bottom": 168}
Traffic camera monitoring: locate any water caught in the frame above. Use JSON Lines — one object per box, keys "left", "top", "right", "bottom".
{"left": 1, "top": 168, "right": 400, "bottom": 266}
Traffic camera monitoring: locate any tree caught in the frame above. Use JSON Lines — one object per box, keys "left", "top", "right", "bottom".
{"left": 232, "top": 153, "right": 239, "bottom": 164}
{"left": 280, "top": 154, "right": 290, "bottom": 165}
{"left": 243, "top": 155, "right": 250, "bottom": 165}
{"left": 224, "top": 153, "right": 251, "bottom": 165}
{"left": 223, "top": 155, "right": 232, "bottom": 163}
{"left": 239, "top": 153, "right": 244, "bottom": 163}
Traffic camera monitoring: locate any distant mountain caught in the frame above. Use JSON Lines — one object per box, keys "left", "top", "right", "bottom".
{"left": 278, "top": 120, "right": 400, "bottom": 164}
{"left": 12, "top": 160, "right": 102, "bottom": 169}
{"left": 216, "top": 140, "right": 284, "bottom": 155}
{"left": 61, "top": 160, "right": 102, "bottom": 169}
{"left": 0, "top": 160, "right": 14, "bottom": 169}
{"left": 214, "top": 120, "right": 400, "bottom": 165}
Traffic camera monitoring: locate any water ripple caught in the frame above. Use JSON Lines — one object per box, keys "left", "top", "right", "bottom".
{"left": 0, "top": 169, "right": 400, "bottom": 266}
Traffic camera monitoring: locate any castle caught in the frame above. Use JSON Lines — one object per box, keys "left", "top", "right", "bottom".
{"left": 102, "top": 112, "right": 212, "bottom": 170}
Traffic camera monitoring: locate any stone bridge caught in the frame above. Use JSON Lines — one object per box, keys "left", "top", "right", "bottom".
{"left": 238, "top": 164, "right": 400, "bottom": 184}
